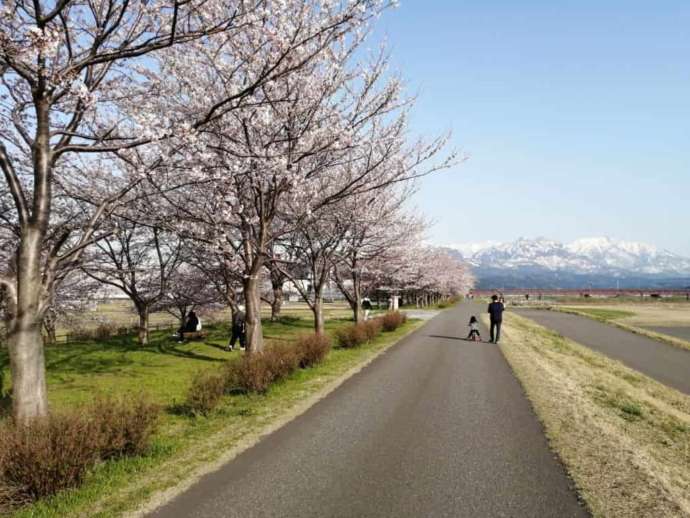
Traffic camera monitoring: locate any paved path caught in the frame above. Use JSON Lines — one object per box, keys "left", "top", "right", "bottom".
{"left": 515, "top": 310, "right": 690, "bottom": 395}
{"left": 150, "top": 303, "right": 586, "bottom": 518}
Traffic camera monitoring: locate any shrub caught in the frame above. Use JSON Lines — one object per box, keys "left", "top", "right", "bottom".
{"left": 94, "top": 322, "right": 117, "bottom": 341}
{"left": 0, "top": 396, "right": 159, "bottom": 512}
{"left": 381, "top": 311, "right": 405, "bottom": 332}
{"left": 116, "top": 325, "right": 134, "bottom": 336}
{"left": 263, "top": 343, "right": 300, "bottom": 380}
{"left": 295, "top": 334, "right": 331, "bottom": 368}
{"left": 68, "top": 327, "right": 94, "bottom": 342}
{"left": 221, "top": 343, "right": 306, "bottom": 395}
{"left": 362, "top": 318, "right": 383, "bottom": 341}
{"left": 186, "top": 371, "right": 226, "bottom": 416}
{"left": 335, "top": 323, "right": 368, "bottom": 348}
{"left": 233, "top": 353, "right": 275, "bottom": 393}
{"left": 0, "top": 414, "right": 100, "bottom": 502}
{"left": 92, "top": 396, "right": 159, "bottom": 457}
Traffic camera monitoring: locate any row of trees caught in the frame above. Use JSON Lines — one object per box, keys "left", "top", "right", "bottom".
{"left": 0, "top": 0, "right": 472, "bottom": 422}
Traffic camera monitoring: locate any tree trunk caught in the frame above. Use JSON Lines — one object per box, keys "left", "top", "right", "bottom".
{"left": 8, "top": 320, "right": 48, "bottom": 423}
{"left": 8, "top": 226, "right": 51, "bottom": 422}
{"left": 137, "top": 305, "right": 150, "bottom": 345}
{"left": 352, "top": 272, "right": 363, "bottom": 323}
{"left": 313, "top": 293, "right": 325, "bottom": 335}
{"left": 270, "top": 280, "right": 283, "bottom": 321}
{"left": 42, "top": 313, "right": 57, "bottom": 345}
{"left": 244, "top": 274, "right": 264, "bottom": 353}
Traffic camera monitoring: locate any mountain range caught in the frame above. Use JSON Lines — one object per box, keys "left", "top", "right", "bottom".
{"left": 444, "top": 237, "right": 690, "bottom": 289}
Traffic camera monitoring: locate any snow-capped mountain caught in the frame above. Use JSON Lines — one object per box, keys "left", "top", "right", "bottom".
{"left": 444, "top": 237, "right": 690, "bottom": 288}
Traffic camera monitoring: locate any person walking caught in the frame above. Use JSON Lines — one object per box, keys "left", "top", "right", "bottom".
{"left": 487, "top": 295, "right": 505, "bottom": 344}
{"left": 362, "top": 297, "right": 373, "bottom": 321}
{"left": 228, "top": 305, "right": 246, "bottom": 351}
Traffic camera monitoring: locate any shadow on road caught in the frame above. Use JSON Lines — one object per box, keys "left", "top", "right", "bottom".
{"left": 428, "top": 334, "right": 487, "bottom": 343}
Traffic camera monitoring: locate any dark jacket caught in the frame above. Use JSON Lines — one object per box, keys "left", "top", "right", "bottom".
{"left": 362, "top": 299, "right": 373, "bottom": 310}
{"left": 488, "top": 302, "right": 505, "bottom": 322}
{"left": 232, "top": 311, "right": 246, "bottom": 330}
{"left": 184, "top": 313, "right": 199, "bottom": 332}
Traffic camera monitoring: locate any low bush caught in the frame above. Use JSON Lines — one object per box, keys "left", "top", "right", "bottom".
{"left": 94, "top": 322, "right": 117, "bottom": 341}
{"left": 0, "top": 414, "right": 99, "bottom": 503}
{"left": 67, "top": 327, "right": 94, "bottom": 342}
{"left": 0, "top": 399, "right": 158, "bottom": 509}
{"left": 295, "top": 334, "right": 331, "bottom": 368}
{"left": 0, "top": 394, "right": 159, "bottom": 510}
{"left": 186, "top": 371, "right": 226, "bottom": 416}
{"left": 381, "top": 311, "right": 405, "bottom": 332}
{"left": 116, "top": 325, "right": 134, "bottom": 336}
{"left": 92, "top": 396, "right": 159, "bottom": 457}
{"left": 263, "top": 343, "right": 301, "bottom": 381}
{"left": 362, "top": 318, "right": 383, "bottom": 340}
{"left": 221, "top": 339, "right": 328, "bottom": 395}
{"left": 335, "top": 323, "right": 369, "bottom": 348}
{"left": 231, "top": 353, "right": 276, "bottom": 394}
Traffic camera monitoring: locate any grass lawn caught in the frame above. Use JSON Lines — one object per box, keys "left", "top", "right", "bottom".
{"left": 494, "top": 313, "right": 690, "bottom": 517}
{"left": 1, "top": 312, "right": 423, "bottom": 517}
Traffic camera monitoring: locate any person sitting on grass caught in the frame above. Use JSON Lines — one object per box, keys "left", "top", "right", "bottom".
{"left": 467, "top": 315, "right": 481, "bottom": 341}
{"left": 227, "top": 305, "right": 246, "bottom": 351}
{"left": 177, "top": 310, "right": 199, "bottom": 342}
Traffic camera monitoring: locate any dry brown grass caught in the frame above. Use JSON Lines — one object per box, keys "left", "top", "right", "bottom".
{"left": 492, "top": 313, "right": 690, "bottom": 518}
{"left": 562, "top": 303, "right": 690, "bottom": 327}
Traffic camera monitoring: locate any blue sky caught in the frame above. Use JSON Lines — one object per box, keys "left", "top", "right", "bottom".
{"left": 370, "top": 1, "right": 690, "bottom": 255}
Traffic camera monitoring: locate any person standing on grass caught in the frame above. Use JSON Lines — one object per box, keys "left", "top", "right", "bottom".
{"left": 487, "top": 295, "right": 505, "bottom": 344}
{"left": 227, "top": 305, "right": 246, "bottom": 351}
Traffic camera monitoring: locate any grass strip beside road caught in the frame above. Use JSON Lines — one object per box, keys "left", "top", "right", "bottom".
{"left": 495, "top": 313, "right": 690, "bottom": 518}
{"left": 554, "top": 306, "right": 690, "bottom": 352}
{"left": 8, "top": 318, "right": 424, "bottom": 518}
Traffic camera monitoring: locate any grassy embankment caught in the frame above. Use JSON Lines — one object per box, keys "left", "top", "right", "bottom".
{"left": 0, "top": 312, "right": 423, "bottom": 518}
{"left": 494, "top": 313, "right": 690, "bottom": 517}
{"left": 554, "top": 305, "right": 690, "bottom": 352}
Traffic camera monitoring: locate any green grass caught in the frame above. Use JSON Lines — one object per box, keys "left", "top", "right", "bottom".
{"left": 1, "top": 314, "right": 422, "bottom": 517}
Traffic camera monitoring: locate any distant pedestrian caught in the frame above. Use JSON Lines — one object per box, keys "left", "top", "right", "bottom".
{"left": 487, "top": 295, "right": 505, "bottom": 344}
{"left": 228, "top": 305, "right": 246, "bottom": 351}
{"left": 362, "top": 297, "right": 373, "bottom": 321}
{"left": 467, "top": 316, "right": 481, "bottom": 341}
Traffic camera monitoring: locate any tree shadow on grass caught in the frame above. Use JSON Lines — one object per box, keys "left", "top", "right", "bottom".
{"left": 155, "top": 340, "right": 225, "bottom": 363}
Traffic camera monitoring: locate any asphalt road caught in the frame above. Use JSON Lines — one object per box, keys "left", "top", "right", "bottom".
{"left": 149, "top": 303, "right": 586, "bottom": 518}
{"left": 516, "top": 310, "right": 690, "bottom": 395}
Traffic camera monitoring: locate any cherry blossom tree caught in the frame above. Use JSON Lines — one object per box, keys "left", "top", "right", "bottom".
{"left": 156, "top": 263, "right": 218, "bottom": 329}
{"left": 82, "top": 220, "right": 184, "bottom": 345}
{"left": 0, "top": 0, "right": 388, "bottom": 421}
{"left": 331, "top": 186, "right": 427, "bottom": 322}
